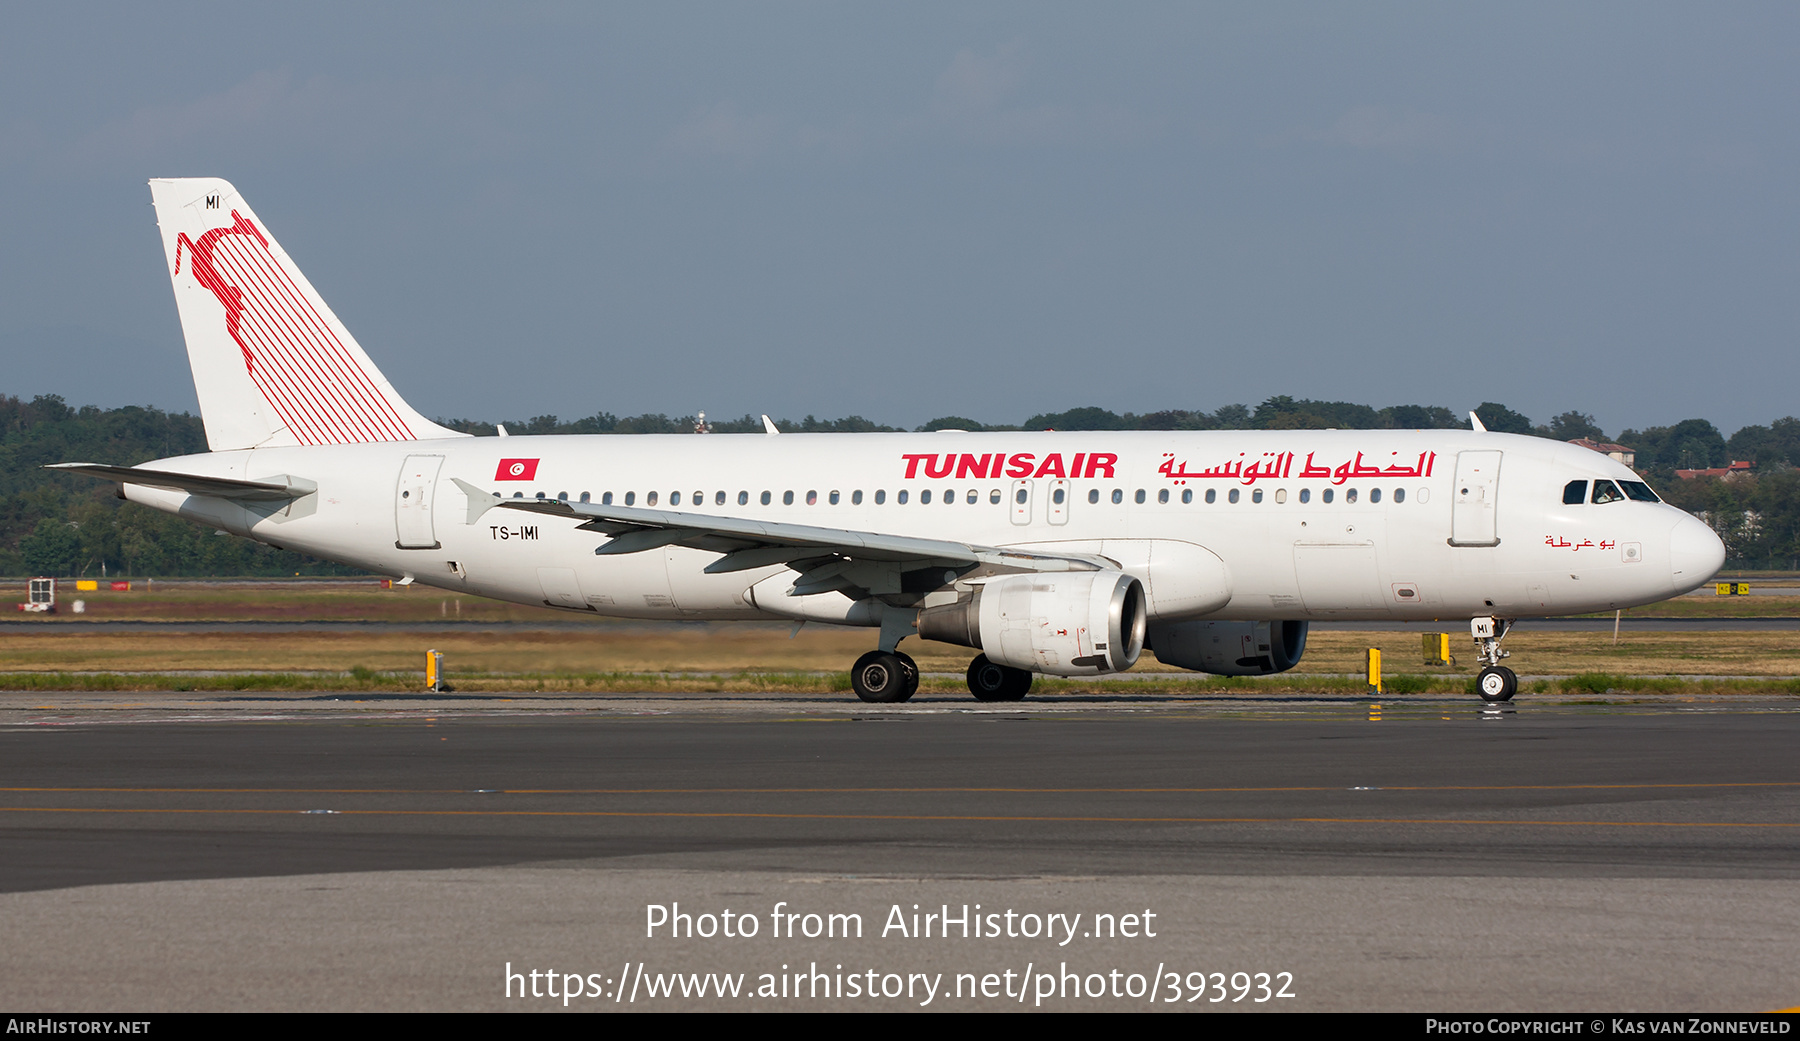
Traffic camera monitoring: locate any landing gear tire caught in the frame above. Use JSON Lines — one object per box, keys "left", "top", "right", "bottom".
{"left": 893, "top": 652, "right": 919, "bottom": 700}
{"left": 1476, "top": 665, "right": 1517, "bottom": 703}
{"left": 966, "top": 654, "right": 1032, "bottom": 702}
{"left": 852, "top": 650, "right": 917, "bottom": 704}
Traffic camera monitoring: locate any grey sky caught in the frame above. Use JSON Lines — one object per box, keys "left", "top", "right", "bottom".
{"left": 2, "top": 3, "right": 1795, "bottom": 436}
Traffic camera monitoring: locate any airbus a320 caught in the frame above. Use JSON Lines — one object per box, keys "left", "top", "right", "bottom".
{"left": 53, "top": 179, "right": 1727, "bottom": 704}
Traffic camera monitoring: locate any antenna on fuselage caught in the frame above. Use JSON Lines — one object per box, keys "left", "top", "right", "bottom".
{"left": 762, "top": 414, "right": 780, "bottom": 436}
{"left": 1468, "top": 411, "right": 1487, "bottom": 433}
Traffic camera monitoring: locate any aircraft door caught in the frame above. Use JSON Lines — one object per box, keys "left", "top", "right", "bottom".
{"left": 1449, "top": 450, "right": 1503, "bottom": 547}
{"left": 1047, "top": 479, "right": 1070, "bottom": 525}
{"left": 395, "top": 454, "right": 444, "bottom": 549}
{"left": 1010, "top": 479, "right": 1033, "bottom": 526}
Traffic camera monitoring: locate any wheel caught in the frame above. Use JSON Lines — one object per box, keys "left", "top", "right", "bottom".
{"left": 893, "top": 651, "right": 919, "bottom": 702}
{"left": 1000, "top": 664, "right": 1032, "bottom": 701}
{"left": 966, "top": 654, "right": 1032, "bottom": 702}
{"left": 967, "top": 655, "right": 1009, "bottom": 702}
{"left": 1476, "top": 665, "right": 1517, "bottom": 703}
{"left": 852, "top": 650, "right": 912, "bottom": 703}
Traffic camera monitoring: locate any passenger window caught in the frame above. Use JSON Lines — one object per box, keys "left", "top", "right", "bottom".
{"left": 1052, "top": 488, "right": 1065, "bottom": 504}
{"left": 1111, "top": 489, "right": 1123, "bottom": 504}
{"left": 921, "top": 490, "right": 933, "bottom": 504}
{"left": 897, "top": 490, "right": 908, "bottom": 504}
{"left": 968, "top": 489, "right": 979, "bottom": 504}
{"left": 1346, "top": 488, "right": 1358, "bottom": 503}
{"left": 1322, "top": 488, "right": 1334, "bottom": 503}
{"left": 693, "top": 490, "right": 703, "bottom": 505}
{"left": 1274, "top": 488, "right": 1286, "bottom": 503}
{"left": 829, "top": 490, "right": 840, "bottom": 505}
{"left": 579, "top": 492, "right": 590, "bottom": 503}
{"left": 1018, "top": 489, "right": 1029, "bottom": 504}
{"left": 1592, "top": 480, "right": 1624, "bottom": 504}
{"left": 602, "top": 492, "right": 613, "bottom": 505}
{"left": 669, "top": 491, "right": 680, "bottom": 505}
{"left": 647, "top": 491, "right": 659, "bottom": 506}
{"left": 1088, "top": 489, "right": 1100, "bottom": 504}
{"left": 1181, "top": 489, "right": 1193, "bottom": 504}
{"left": 852, "top": 490, "right": 863, "bottom": 505}
{"left": 1393, "top": 488, "right": 1404, "bottom": 503}
{"left": 805, "top": 490, "right": 817, "bottom": 505}
{"left": 1299, "top": 488, "right": 1310, "bottom": 503}
{"left": 1205, "top": 489, "right": 1216, "bottom": 504}
{"left": 760, "top": 491, "right": 771, "bottom": 505}
{"left": 991, "top": 489, "right": 1002, "bottom": 504}
{"left": 783, "top": 491, "right": 795, "bottom": 505}
{"left": 1251, "top": 489, "right": 1262, "bottom": 503}
{"left": 1157, "top": 489, "right": 1169, "bottom": 504}
{"left": 1563, "top": 480, "right": 1587, "bottom": 505}
{"left": 624, "top": 491, "right": 636, "bottom": 506}
{"left": 1228, "top": 489, "right": 1240, "bottom": 504}
{"left": 1370, "top": 488, "right": 1382, "bottom": 503}
{"left": 944, "top": 488, "right": 954, "bottom": 505}
{"left": 875, "top": 489, "right": 886, "bottom": 504}
{"left": 737, "top": 491, "right": 748, "bottom": 505}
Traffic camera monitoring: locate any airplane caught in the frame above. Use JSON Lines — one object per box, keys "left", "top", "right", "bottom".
{"left": 52, "top": 178, "right": 1726, "bottom": 705}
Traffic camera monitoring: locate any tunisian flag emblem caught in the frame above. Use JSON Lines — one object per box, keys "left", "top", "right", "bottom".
{"left": 494, "top": 458, "right": 540, "bottom": 481}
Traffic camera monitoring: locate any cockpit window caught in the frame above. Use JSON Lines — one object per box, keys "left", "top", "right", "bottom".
{"left": 1563, "top": 480, "right": 1587, "bottom": 505}
{"left": 1619, "top": 480, "right": 1660, "bottom": 503}
{"left": 1591, "top": 480, "right": 1625, "bottom": 504}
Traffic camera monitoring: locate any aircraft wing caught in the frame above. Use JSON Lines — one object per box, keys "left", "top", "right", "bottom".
{"left": 451, "top": 478, "right": 1109, "bottom": 593}
{"left": 48, "top": 463, "right": 314, "bottom": 501}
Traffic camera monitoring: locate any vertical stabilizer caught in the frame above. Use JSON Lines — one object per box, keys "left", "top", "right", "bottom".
{"left": 148, "top": 178, "right": 465, "bottom": 450}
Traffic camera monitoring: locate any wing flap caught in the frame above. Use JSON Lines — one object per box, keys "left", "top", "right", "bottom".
{"left": 450, "top": 477, "right": 1110, "bottom": 575}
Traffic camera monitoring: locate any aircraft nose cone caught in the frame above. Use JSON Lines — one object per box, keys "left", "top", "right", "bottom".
{"left": 1669, "top": 513, "right": 1726, "bottom": 593}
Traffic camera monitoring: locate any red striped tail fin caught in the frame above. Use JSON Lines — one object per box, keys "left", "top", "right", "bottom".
{"left": 149, "top": 178, "right": 465, "bottom": 451}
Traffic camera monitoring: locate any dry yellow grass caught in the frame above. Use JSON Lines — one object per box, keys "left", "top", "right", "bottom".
{"left": 2, "top": 625, "right": 1795, "bottom": 677}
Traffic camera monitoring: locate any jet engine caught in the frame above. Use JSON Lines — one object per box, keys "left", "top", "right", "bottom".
{"left": 918, "top": 571, "right": 1146, "bottom": 676}
{"left": 1148, "top": 619, "right": 1308, "bottom": 676}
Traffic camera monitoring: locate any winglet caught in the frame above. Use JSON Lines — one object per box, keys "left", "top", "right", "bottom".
{"left": 1469, "top": 410, "right": 1488, "bottom": 433}
{"left": 762, "top": 414, "right": 780, "bottom": 436}
{"left": 451, "top": 477, "right": 503, "bottom": 523}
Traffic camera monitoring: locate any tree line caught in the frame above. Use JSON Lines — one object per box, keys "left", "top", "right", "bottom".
{"left": 4, "top": 392, "right": 1798, "bottom": 576}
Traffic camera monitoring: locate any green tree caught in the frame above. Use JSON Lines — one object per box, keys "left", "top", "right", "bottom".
{"left": 20, "top": 518, "right": 80, "bottom": 576}
{"left": 1473, "top": 402, "right": 1534, "bottom": 434}
{"left": 1546, "top": 411, "right": 1606, "bottom": 442}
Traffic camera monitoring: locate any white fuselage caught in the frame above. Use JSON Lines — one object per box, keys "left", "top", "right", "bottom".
{"left": 123, "top": 428, "right": 1722, "bottom": 630}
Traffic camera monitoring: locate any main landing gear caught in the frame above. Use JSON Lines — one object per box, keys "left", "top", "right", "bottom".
{"left": 965, "top": 654, "right": 1033, "bottom": 702}
{"left": 1472, "top": 615, "right": 1517, "bottom": 703}
{"left": 851, "top": 650, "right": 918, "bottom": 703}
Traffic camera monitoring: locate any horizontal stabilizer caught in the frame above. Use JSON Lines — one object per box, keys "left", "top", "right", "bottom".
{"left": 48, "top": 463, "right": 314, "bottom": 501}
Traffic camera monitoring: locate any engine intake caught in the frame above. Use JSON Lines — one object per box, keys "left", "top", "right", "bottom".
{"left": 1148, "top": 619, "right": 1308, "bottom": 676}
{"left": 918, "top": 571, "right": 1146, "bottom": 676}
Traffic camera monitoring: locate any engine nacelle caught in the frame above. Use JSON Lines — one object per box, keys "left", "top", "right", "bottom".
{"left": 918, "top": 571, "right": 1146, "bottom": 676}
{"left": 1148, "top": 619, "right": 1308, "bottom": 676}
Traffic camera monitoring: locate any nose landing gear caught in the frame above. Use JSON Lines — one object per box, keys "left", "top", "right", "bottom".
{"left": 1472, "top": 616, "right": 1517, "bottom": 702}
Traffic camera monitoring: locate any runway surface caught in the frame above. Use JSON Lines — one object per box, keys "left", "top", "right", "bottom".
{"left": 2, "top": 691, "right": 1797, "bottom": 1011}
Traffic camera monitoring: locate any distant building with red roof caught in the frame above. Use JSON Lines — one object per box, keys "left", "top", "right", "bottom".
{"left": 1568, "top": 438, "right": 1635, "bottom": 469}
{"left": 1674, "top": 460, "right": 1754, "bottom": 480}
